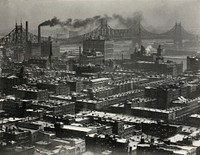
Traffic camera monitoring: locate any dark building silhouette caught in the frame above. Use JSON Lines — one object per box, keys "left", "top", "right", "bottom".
{"left": 85, "top": 134, "right": 128, "bottom": 155}
{"left": 187, "top": 56, "right": 200, "bottom": 72}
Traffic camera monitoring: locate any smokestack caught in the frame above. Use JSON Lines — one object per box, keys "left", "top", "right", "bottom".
{"left": 49, "top": 37, "right": 53, "bottom": 69}
{"left": 79, "top": 46, "right": 82, "bottom": 55}
{"left": 38, "top": 25, "right": 41, "bottom": 44}
{"left": 79, "top": 46, "right": 82, "bottom": 61}
{"left": 25, "top": 21, "right": 28, "bottom": 42}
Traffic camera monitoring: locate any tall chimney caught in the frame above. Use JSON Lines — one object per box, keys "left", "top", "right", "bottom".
{"left": 38, "top": 25, "right": 41, "bottom": 43}
{"left": 79, "top": 46, "right": 82, "bottom": 55}
{"left": 49, "top": 39, "right": 53, "bottom": 69}
{"left": 25, "top": 21, "right": 28, "bottom": 42}
{"left": 79, "top": 46, "right": 82, "bottom": 61}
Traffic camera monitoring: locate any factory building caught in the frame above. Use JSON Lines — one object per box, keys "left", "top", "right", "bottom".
{"left": 83, "top": 39, "right": 114, "bottom": 60}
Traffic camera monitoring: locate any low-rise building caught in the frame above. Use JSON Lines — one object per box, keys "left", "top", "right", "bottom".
{"left": 37, "top": 80, "right": 70, "bottom": 95}
{"left": 76, "top": 89, "right": 144, "bottom": 111}
{"left": 142, "top": 122, "right": 182, "bottom": 138}
{"left": 55, "top": 122, "right": 96, "bottom": 138}
{"left": 0, "top": 75, "right": 27, "bottom": 95}
{"left": 31, "top": 100, "right": 75, "bottom": 116}
{"left": 131, "top": 107, "right": 177, "bottom": 121}
{"left": 3, "top": 97, "right": 31, "bottom": 117}
{"left": 3, "top": 126, "right": 31, "bottom": 145}
{"left": 13, "top": 85, "right": 48, "bottom": 101}
{"left": 85, "top": 134, "right": 128, "bottom": 155}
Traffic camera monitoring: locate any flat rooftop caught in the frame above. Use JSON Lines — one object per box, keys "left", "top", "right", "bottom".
{"left": 90, "top": 78, "right": 111, "bottom": 83}
{"left": 131, "top": 107, "right": 176, "bottom": 114}
{"left": 62, "top": 125, "right": 93, "bottom": 133}
{"left": 82, "top": 111, "right": 156, "bottom": 124}
{"left": 190, "top": 114, "right": 200, "bottom": 118}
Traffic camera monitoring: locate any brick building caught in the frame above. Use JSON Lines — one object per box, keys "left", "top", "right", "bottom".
{"left": 3, "top": 126, "right": 31, "bottom": 145}
{"left": 85, "top": 134, "right": 128, "bottom": 155}
{"left": 0, "top": 75, "right": 27, "bottom": 95}
{"left": 145, "top": 83, "right": 188, "bottom": 109}
{"left": 13, "top": 85, "right": 48, "bottom": 101}
{"left": 65, "top": 79, "right": 83, "bottom": 93}
{"left": 54, "top": 122, "right": 96, "bottom": 138}
{"left": 31, "top": 100, "right": 75, "bottom": 116}
{"left": 141, "top": 122, "right": 182, "bottom": 138}
{"left": 3, "top": 97, "right": 31, "bottom": 117}
{"left": 37, "top": 81, "right": 70, "bottom": 95}
{"left": 131, "top": 107, "right": 176, "bottom": 121}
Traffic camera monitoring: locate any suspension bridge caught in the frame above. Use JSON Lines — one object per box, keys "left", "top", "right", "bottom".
{"left": 0, "top": 20, "right": 197, "bottom": 48}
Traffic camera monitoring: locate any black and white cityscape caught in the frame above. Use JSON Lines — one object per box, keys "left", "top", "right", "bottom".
{"left": 0, "top": 0, "right": 200, "bottom": 154}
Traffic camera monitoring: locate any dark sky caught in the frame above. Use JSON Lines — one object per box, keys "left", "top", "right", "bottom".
{"left": 0, "top": 0, "right": 199, "bottom": 33}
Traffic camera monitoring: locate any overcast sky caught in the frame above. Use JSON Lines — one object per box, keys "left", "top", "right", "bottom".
{"left": 0, "top": 0, "right": 199, "bottom": 33}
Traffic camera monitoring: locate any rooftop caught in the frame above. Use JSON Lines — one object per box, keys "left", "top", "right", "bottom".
{"left": 90, "top": 78, "right": 111, "bottom": 83}
{"left": 131, "top": 107, "right": 178, "bottom": 114}
{"left": 190, "top": 114, "right": 200, "bottom": 119}
{"left": 32, "top": 100, "right": 74, "bottom": 108}
{"left": 82, "top": 111, "right": 156, "bottom": 124}
{"left": 62, "top": 125, "right": 93, "bottom": 133}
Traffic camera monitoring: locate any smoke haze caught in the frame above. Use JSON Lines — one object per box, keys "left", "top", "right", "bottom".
{"left": 0, "top": 0, "right": 199, "bottom": 34}
{"left": 39, "top": 12, "right": 144, "bottom": 31}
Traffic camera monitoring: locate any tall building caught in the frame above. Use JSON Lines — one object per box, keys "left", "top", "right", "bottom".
{"left": 83, "top": 39, "right": 114, "bottom": 60}
{"left": 80, "top": 50, "right": 104, "bottom": 65}
{"left": 41, "top": 40, "right": 60, "bottom": 58}
{"left": 187, "top": 56, "right": 200, "bottom": 72}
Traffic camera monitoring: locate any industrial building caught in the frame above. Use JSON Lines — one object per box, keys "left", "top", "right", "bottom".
{"left": 83, "top": 39, "right": 114, "bottom": 60}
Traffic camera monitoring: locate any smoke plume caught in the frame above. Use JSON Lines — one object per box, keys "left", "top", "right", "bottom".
{"left": 40, "top": 15, "right": 104, "bottom": 28}
{"left": 112, "top": 11, "right": 143, "bottom": 28}
{"left": 39, "top": 12, "right": 144, "bottom": 30}
{"left": 39, "top": 17, "right": 61, "bottom": 27}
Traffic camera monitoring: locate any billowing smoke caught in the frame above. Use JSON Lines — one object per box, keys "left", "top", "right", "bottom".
{"left": 145, "top": 45, "right": 157, "bottom": 55}
{"left": 39, "top": 15, "right": 104, "bottom": 28}
{"left": 39, "top": 12, "right": 144, "bottom": 29}
{"left": 112, "top": 11, "right": 143, "bottom": 28}
{"left": 64, "top": 15, "right": 102, "bottom": 28}
{"left": 39, "top": 17, "right": 61, "bottom": 27}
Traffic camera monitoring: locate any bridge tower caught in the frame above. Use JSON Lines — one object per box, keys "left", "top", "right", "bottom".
{"left": 174, "top": 22, "right": 183, "bottom": 49}
{"left": 14, "top": 22, "right": 25, "bottom": 62}
{"left": 131, "top": 20, "right": 142, "bottom": 51}
{"left": 15, "top": 22, "right": 23, "bottom": 44}
{"left": 136, "top": 21, "right": 142, "bottom": 46}
{"left": 99, "top": 19, "right": 110, "bottom": 39}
